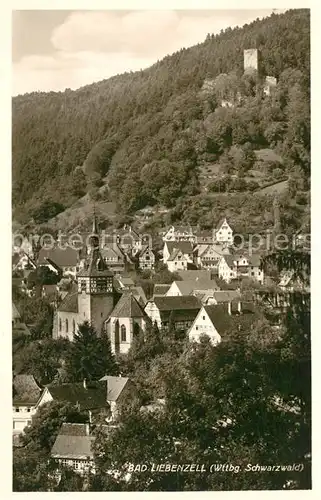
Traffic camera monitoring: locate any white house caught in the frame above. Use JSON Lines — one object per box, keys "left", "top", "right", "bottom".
{"left": 163, "top": 225, "right": 195, "bottom": 243}
{"left": 13, "top": 375, "right": 42, "bottom": 434}
{"left": 218, "top": 253, "right": 264, "bottom": 284}
{"left": 195, "top": 243, "right": 230, "bottom": 269}
{"left": 138, "top": 245, "right": 155, "bottom": 271}
{"left": 214, "top": 218, "right": 234, "bottom": 245}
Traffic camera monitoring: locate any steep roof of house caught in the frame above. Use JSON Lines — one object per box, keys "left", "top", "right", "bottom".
{"left": 38, "top": 247, "right": 79, "bottom": 267}
{"left": 139, "top": 245, "right": 154, "bottom": 257}
{"left": 176, "top": 270, "right": 212, "bottom": 281}
{"left": 153, "top": 284, "right": 171, "bottom": 296}
{"left": 58, "top": 292, "right": 78, "bottom": 313}
{"left": 202, "top": 303, "right": 259, "bottom": 338}
{"left": 100, "top": 246, "right": 122, "bottom": 260}
{"left": 167, "top": 248, "right": 188, "bottom": 262}
{"left": 165, "top": 241, "right": 193, "bottom": 255}
{"left": 12, "top": 302, "right": 21, "bottom": 320}
{"left": 78, "top": 248, "right": 113, "bottom": 277}
{"left": 13, "top": 374, "right": 42, "bottom": 405}
{"left": 216, "top": 218, "right": 229, "bottom": 230}
{"left": 110, "top": 293, "right": 145, "bottom": 318}
{"left": 221, "top": 255, "right": 236, "bottom": 268}
{"left": 47, "top": 381, "right": 108, "bottom": 410}
{"left": 99, "top": 376, "right": 130, "bottom": 401}
{"left": 51, "top": 423, "right": 94, "bottom": 460}
{"left": 153, "top": 295, "right": 201, "bottom": 311}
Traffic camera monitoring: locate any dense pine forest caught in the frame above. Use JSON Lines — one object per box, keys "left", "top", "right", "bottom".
{"left": 12, "top": 9, "right": 310, "bottom": 227}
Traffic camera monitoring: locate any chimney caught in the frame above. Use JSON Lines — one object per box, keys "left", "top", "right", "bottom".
{"left": 227, "top": 302, "right": 232, "bottom": 316}
{"left": 83, "top": 378, "right": 87, "bottom": 390}
{"left": 238, "top": 301, "right": 242, "bottom": 314}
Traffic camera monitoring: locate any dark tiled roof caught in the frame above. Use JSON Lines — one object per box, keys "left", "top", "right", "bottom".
{"left": 165, "top": 241, "right": 193, "bottom": 255}
{"left": 38, "top": 247, "right": 79, "bottom": 267}
{"left": 153, "top": 284, "right": 171, "bottom": 296}
{"left": 99, "top": 376, "right": 130, "bottom": 401}
{"left": 47, "top": 381, "right": 108, "bottom": 410}
{"left": 174, "top": 279, "right": 220, "bottom": 295}
{"left": 58, "top": 292, "right": 78, "bottom": 313}
{"left": 176, "top": 270, "right": 212, "bottom": 281}
{"left": 222, "top": 255, "right": 236, "bottom": 268}
{"left": 153, "top": 295, "right": 201, "bottom": 311}
{"left": 167, "top": 248, "right": 188, "bottom": 262}
{"left": 203, "top": 303, "right": 260, "bottom": 339}
{"left": 51, "top": 423, "right": 94, "bottom": 460}
{"left": 110, "top": 293, "right": 145, "bottom": 318}
{"left": 13, "top": 374, "right": 42, "bottom": 405}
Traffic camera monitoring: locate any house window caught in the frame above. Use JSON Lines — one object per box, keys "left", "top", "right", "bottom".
{"left": 81, "top": 280, "right": 86, "bottom": 291}
{"left": 121, "top": 325, "right": 126, "bottom": 342}
{"left": 196, "top": 326, "right": 198, "bottom": 330}
{"left": 72, "top": 319, "right": 76, "bottom": 334}
{"left": 27, "top": 408, "right": 31, "bottom": 412}
{"left": 59, "top": 318, "right": 62, "bottom": 332}
{"left": 202, "top": 316, "right": 205, "bottom": 320}
{"left": 65, "top": 319, "right": 69, "bottom": 333}
{"left": 15, "top": 408, "right": 19, "bottom": 412}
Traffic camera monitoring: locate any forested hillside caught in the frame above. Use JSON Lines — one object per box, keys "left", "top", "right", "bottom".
{"left": 12, "top": 9, "right": 310, "bottom": 225}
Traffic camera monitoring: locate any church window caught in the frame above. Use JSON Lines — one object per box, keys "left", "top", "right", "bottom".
{"left": 121, "top": 325, "right": 126, "bottom": 342}
{"left": 66, "top": 319, "right": 69, "bottom": 333}
{"left": 59, "top": 318, "right": 62, "bottom": 332}
{"left": 73, "top": 319, "right": 76, "bottom": 334}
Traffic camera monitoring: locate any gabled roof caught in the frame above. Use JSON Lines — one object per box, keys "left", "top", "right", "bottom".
{"left": 221, "top": 255, "right": 236, "bottom": 268}
{"left": 139, "top": 245, "right": 155, "bottom": 258}
{"left": 13, "top": 374, "right": 42, "bottom": 405}
{"left": 153, "top": 284, "right": 171, "bottom": 296}
{"left": 167, "top": 248, "right": 189, "bottom": 262}
{"left": 100, "top": 246, "right": 122, "bottom": 261}
{"left": 152, "top": 295, "right": 201, "bottom": 311}
{"left": 58, "top": 292, "right": 78, "bottom": 313}
{"left": 216, "top": 218, "right": 229, "bottom": 230}
{"left": 47, "top": 381, "right": 108, "bottom": 410}
{"left": 164, "top": 241, "right": 193, "bottom": 255}
{"left": 38, "top": 247, "right": 79, "bottom": 267}
{"left": 110, "top": 293, "right": 145, "bottom": 319}
{"left": 176, "top": 270, "right": 212, "bottom": 281}
{"left": 99, "top": 376, "right": 130, "bottom": 402}
{"left": 200, "top": 303, "right": 259, "bottom": 339}
{"left": 51, "top": 423, "right": 94, "bottom": 460}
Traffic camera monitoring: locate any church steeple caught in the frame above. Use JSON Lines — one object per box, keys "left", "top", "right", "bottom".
{"left": 90, "top": 206, "right": 100, "bottom": 249}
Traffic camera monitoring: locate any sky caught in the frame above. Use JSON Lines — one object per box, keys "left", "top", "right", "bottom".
{"left": 12, "top": 9, "right": 288, "bottom": 96}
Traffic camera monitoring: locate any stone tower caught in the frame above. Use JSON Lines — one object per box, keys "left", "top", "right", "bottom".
{"left": 243, "top": 48, "right": 261, "bottom": 74}
{"left": 77, "top": 214, "right": 115, "bottom": 336}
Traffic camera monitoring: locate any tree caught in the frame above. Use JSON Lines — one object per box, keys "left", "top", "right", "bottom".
{"left": 31, "top": 200, "right": 66, "bottom": 224}
{"left": 65, "top": 322, "right": 119, "bottom": 382}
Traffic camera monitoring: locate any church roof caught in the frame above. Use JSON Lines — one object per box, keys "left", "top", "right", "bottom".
{"left": 58, "top": 292, "right": 78, "bottom": 313}
{"left": 110, "top": 293, "right": 145, "bottom": 319}
{"left": 78, "top": 248, "right": 113, "bottom": 277}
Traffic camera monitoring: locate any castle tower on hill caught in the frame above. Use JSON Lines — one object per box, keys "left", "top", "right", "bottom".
{"left": 243, "top": 48, "right": 261, "bottom": 75}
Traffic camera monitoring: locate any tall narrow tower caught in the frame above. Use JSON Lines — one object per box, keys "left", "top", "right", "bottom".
{"left": 243, "top": 48, "right": 261, "bottom": 75}
{"left": 77, "top": 213, "right": 115, "bottom": 335}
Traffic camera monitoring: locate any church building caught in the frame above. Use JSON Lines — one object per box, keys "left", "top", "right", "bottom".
{"left": 53, "top": 215, "right": 117, "bottom": 340}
